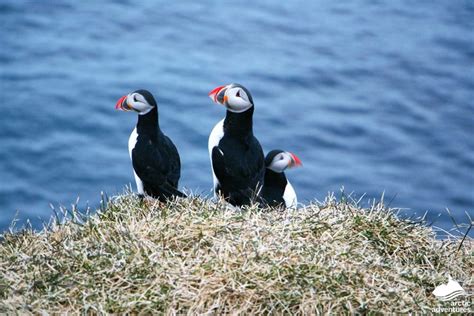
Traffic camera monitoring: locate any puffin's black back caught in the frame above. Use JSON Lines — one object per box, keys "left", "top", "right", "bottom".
{"left": 213, "top": 135, "right": 265, "bottom": 205}
{"left": 211, "top": 107, "right": 265, "bottom": 206}
{"left": 132, "top": 129, "right": 183, "bottom": 197}
{"left": 261, "top": 169, "right": 287, "bottom": 207}
{"left": 130, "top": 91, "right": 185, "bottom": 201}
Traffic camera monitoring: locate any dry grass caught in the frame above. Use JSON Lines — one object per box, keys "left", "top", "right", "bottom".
{"left": 0, "top": 192, "right": 472, "bottom": 314}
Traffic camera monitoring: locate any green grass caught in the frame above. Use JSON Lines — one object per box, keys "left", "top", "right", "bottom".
{"left": 0, "top": 192, "right": 472, "bottom": 314}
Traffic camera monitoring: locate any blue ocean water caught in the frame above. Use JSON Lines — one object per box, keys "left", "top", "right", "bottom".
{"left": 0, "top": 0, "right": 473, "bottom": 236}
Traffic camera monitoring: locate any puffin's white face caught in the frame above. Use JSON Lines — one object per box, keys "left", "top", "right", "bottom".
{"left": 116, "top": 90, "right": 156, "bottom": 115}
{"left": 208, "top": 83, "right": 253, "bottom": 113}
{"left": 267, "top": 151, "right": 302, "bottom": 173}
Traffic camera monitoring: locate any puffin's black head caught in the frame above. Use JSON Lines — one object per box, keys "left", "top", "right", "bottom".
{"left": 115, "top": 89, "right": 157, "bottom": 115}
{"left": 208, "top": 83, "right": 254, "bottom": 113}
{"left": 265, "top": 149, "right": 302, "bottom": 173}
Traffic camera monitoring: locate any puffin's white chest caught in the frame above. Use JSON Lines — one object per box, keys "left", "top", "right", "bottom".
{"left": 128, "top": 127, "right": 144, "bottom": 194}
{"left": 208, "top": 119, "right": 224, "bottom": 195}
{"left": 208, "top": 119, "right": 224, "bottom": 154}
{"left": 283, "top": 180, "right": 297, "bottom": 209}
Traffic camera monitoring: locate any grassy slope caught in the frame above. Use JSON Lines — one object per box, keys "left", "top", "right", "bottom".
{"left": 0, "top": 194, "right": 472, "bottom": 314}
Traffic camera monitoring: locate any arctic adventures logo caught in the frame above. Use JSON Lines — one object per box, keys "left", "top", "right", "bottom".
{"left": 431, "top": 276, "right": 472, "bottom": 313}
{"left": 433, "top": 276, "right": 467, "bottom": 301}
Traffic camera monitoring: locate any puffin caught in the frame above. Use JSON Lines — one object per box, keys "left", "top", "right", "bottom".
{"left": 115, "top": 89, "right": 185, "bottom": 201}
{"left": 261, "top": 150, "right": 302, "bottom": 208}
{"left": 208, "top": 83, "right": 265, "bottom": 206}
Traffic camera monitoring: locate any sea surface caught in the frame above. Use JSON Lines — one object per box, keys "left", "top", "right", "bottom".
{"left": 1, "top": 0, "right": 473, "bottom": 237}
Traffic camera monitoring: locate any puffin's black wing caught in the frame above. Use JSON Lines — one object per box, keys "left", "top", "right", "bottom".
{"left": 211, "top": 146, "right": 226, "bottom": 185}
{"left": 244, "top": 138, "right": 265, "bottom": 190}
{"left": 162, "top": 135, "right": 181, "bottom": 188}
{"left": 132, "top": 138, "right": 185, "bottom": 200}
{"left": 262, "top": 170, "right": 287, "bottom": 207}
{"left": 211, "top": 137, "right": 265, "bottom": 205}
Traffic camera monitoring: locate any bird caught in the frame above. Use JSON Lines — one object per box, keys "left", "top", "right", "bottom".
{"left": 115, "top": 89, "right": 186, "bottom": 201}
{"left": 208, "top": 83, "right": 265, "bottom": 206}
{"left": 261, "top": 150, "right": 302, "bottom": 208}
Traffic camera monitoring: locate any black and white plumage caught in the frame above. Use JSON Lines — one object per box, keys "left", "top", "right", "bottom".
{"left": 208, "top": 83, "right": 265, "bottom": 206}
{"left": 116, "top": 89, "right": 185, "bottom": 201}
{"left": 261, "top": 150, "right": 302, "bottom": 208}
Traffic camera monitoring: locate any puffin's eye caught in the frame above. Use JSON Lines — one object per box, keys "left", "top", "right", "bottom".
{"left": 133, "top": 95, "right": 138, "bottom": 102}
{"left": 236, "top": 90, "right": 241, "bottom": 98}
{"left": 280, "top": 156, "right": 284, "bottom": 160}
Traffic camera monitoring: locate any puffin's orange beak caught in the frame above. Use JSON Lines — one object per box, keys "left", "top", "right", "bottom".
{"left": 115, "top": 95, "right": 132, "bottom": 111}
{"left": 208, "top": 85, "right": 227, "bottom": 104}
{"left": 289, "top": 152, "right": 302, "bottom": 168}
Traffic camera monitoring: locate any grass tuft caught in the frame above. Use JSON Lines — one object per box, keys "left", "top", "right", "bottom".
{"left": 0, "top": 192, "right": 472, "bottom": 313}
